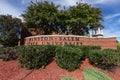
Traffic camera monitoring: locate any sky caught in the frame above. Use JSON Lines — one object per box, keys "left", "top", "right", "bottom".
{"left": 0, "top": 0, "right": 120, "bottom": 41}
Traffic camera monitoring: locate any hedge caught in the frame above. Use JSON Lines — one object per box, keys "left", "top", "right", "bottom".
{"left": 0, "top": 47, "right": 18, "bottom": 61}
{"left": 55, "top": 46, "right": 83, "bottom": 71}
{"left": 88, "top": 49, "right": 120, "bottom": 70}
{"left": 17, "top": 45, "right": 56, "bottom": 69}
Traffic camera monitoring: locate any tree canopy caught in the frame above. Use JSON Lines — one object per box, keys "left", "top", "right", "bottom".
{"left": 22, "top": 1, "right": 103, "bottom": 35}
{"left": 0, "top": 15, "right": 21, "bottom": 47}
{"left": 22, "top": 1, "right": 58, "bottom": 35}
{"left": 68, "top": 3, "right": 103, "bottom": 35}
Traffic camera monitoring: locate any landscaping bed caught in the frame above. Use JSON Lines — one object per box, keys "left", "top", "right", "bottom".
{"left": 0, "top": 45, "right": 120, "bottom": 80}
{"left": 0, "top": 59, "right": 120, "bottom": 80}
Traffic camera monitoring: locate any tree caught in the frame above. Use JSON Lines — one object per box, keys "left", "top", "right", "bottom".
{"left": 22, "top": 1, "right": 103, "bottom": 35}
{"left": 67, "top": 3, "right": 103, "bottom": 35}
{"left": 22, "top": 1, "right": 59, "bottom": 35}
{"left": 0, "top": 15, "right": 21, "bottom": 47}
{"left": 55, "top": 10, "right": 71, "bottom": 34}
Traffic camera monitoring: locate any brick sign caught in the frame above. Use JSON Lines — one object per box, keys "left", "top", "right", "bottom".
{"left": 25, "top": 35, "right": 83, "bottom": 46}
{"left": 24, "top": 35, "right": 117, "bottom": 49}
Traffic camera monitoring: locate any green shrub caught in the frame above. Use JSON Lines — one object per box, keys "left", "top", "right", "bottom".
{"left": 61, "top": 76, "right": 77, "bottom": 80}
{"left": 82, "top": 68, "right": 113, "bottom": 80}
{"left": 79, "top": 46, "right": 92, "bottom": 59}
{"left": 89, "top": 46, "right": 101, "bottom": 50}
{"left": 103, "top": 49, "right": 120, "bottom": 67}
{"left": 0, "top": 47, "right": 18, "bottom": 61}
{"left": 55, "top": 46, "right": 83, "bottom": 71}
{"left": 88, "top": 49, "right": 103, "bottom": 66}
{"left": 88, "top": 49, "right": 112, "bottom": 70}
{"left": 65, "top": 45, "right": 101, "bottom": 50}
{"left": 44, "top": 45, "right": 57, "bottom": 57}
{"left": 117, "top": 42, "right": 120, "bottom": 50}
{"left": 64, "top": 45, "right": 101, "bottom": 59}
{"left": 88, "top": 49, "right": 120, "bottom": 70}
{"left": 17, "top": 45, "right": 55, "bottom": 69}
{"left": 0, "top": 47, "right": 4, "bottom": 59}
{"left": 64, "top": 45, "right": 78, "bottom": 48}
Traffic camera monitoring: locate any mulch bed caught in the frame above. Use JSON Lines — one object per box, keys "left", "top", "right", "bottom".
{"left": 0, "top": 59, "right": 120, "bottom": 80}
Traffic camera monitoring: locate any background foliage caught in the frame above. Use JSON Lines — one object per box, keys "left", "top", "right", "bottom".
{"left": 0, "top": 15, "right": 21, "bottom": 47}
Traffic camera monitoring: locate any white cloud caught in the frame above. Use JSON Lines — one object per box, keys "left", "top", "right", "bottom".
{"left": 104, "top": 13, "right": 120, "bottom": 20}
{"left": 52, "top": 0, "right": 120, "bottom": 8}
{"left": 102, "top": 20, "right": 120, "bottom": 39}
{"left": 21, "top": 0, "right": 26, "bottom": 4}
{"left": 64, "top": 0, "right": 77, "bottom": 6}
{"left": 89, "top": 0, "right": 111, "bottom": 4}
{"left": 55, "top": 0, "right": 117, "bottom": 5}
{"left": 53, "top": 0, "right": 78, "bottom": 7}
{"left": 85, "top": 0, "right": 119, "bottom": 5}
{"left": 0, "top": 0, "right": 22, "bottom": 19}
{"left": 21, "top": 0, "right": 35, "bottom": 5}
{"left": 104, "top": 29, "right": 120, "bottom": 38}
